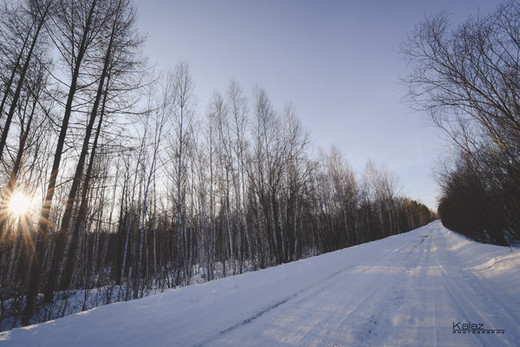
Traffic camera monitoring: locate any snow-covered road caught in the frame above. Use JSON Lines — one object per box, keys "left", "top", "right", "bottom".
{"left": 1, "top": 220, "right": 519, "bottom": 346}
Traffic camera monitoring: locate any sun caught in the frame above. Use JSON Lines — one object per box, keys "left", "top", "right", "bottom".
{"left": 8, "top": 191, "right": 32, "bottom": 217}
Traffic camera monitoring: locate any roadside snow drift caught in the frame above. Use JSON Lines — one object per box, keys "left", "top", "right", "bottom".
{"left": 1, "top": 221, "right": 519, "bottom": 346}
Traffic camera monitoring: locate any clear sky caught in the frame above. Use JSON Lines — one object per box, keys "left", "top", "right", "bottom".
{"left": 134, "top": 0, "right": 502, "bottom": 210}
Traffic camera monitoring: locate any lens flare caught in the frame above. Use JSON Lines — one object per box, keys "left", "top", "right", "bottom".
{"left": 8, "top": 191, "right": 32, "bottom": 217}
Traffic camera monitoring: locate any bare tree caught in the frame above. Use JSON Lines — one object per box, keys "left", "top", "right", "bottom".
{"left": 226, "top": 80, "right": 252, "bottom": 271}
{"left": 165, "top": 62, "right": 195, "bottom": 285}
{"left": 0, "top": 0, "right": 52, "bottom": 162}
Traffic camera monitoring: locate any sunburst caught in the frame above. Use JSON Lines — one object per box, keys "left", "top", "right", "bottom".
{"left": 8, "top": 191, "right": 32, "bottom": 217}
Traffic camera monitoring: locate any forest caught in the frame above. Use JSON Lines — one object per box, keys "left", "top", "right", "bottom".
{"left": 0, "top": 0, "right": 433, "bottom": 329}
{"left": 403, "top": 0, "right": 520, "bottom": 246}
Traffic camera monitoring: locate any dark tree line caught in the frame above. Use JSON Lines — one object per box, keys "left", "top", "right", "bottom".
{"left": 403, "top": 0, "right": 520, "bottom": 244}
{"left": 0, "top": 0, "right": 434, "bottom": 330}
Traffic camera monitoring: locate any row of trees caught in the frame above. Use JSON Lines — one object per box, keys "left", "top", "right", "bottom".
{"left": 0, "top": 0, "right": 433, "bottom": 330}
{"left": 403, "top": 0, "right": 520, "bottom": 244}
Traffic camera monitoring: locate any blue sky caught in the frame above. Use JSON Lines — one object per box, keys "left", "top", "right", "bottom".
{"left": 134, "top": 0, "right": 502, "bottom": 209}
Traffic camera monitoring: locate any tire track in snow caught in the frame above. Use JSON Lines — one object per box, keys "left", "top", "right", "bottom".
{"left": 288, "top": 231, "right": 432, "bottom": 345}
{"left": 195, "top": 266, "right": 358, "bottom": 346}
{"left": 348, "top": 231, "right": 433, "bottom": 344}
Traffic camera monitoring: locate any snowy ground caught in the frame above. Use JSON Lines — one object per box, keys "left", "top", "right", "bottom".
{"left": 1, "top": 220, "right": 519, "bottom": 346}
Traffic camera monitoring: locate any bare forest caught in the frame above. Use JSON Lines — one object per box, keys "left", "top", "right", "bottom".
{"left": 0, "top": 0, "right": 433, "bottom": 329}
{"left": 403, "top": 0, "right": 520, "bottom": 245}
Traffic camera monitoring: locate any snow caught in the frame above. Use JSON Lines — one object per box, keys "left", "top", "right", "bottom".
{"left": 1, "top": 220, "right": 519, "bottom": 346}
